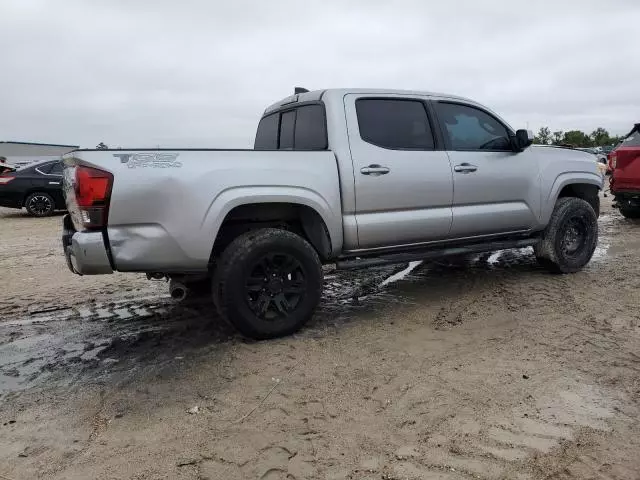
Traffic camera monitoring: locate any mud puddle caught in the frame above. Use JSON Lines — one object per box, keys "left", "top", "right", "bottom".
{"left": 0, "top": 213, "right": 616, "bottom": 397}
{"left": 0, "top": 265, "right": 412, "bottom": 396}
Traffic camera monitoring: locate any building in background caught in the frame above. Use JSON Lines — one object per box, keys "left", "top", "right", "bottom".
{"left": 0, "top": 141, "right": 79, "bottom": 168}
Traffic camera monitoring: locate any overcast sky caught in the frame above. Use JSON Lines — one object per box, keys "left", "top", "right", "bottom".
{"left": 1, "top": 0, "right": 639, "bottom": 148}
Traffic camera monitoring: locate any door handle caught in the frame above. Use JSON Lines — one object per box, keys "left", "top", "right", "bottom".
{"left": 49, "top": 181, "right": 61, "bottom": 185}
{"left": 360, "top": 164, "right": 390, "bottom": 176}
{"left": 453, "top": 163, "right": 478, "bottom": 173}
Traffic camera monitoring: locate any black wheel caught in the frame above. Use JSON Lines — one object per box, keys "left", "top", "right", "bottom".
{"left": 535, "top": 197, "right": 598, "bottom": 273}
{"left": 212, "top": 228, "right": 323, "bottom": 339}
{"left": 619, "top": 205, "right": 640, "bottom": 219}
{"left": 24, "top": 192, "right": 55, "bottom": 217}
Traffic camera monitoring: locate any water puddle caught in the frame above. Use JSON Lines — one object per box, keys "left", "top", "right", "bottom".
{"left": 0, "top": 215, "right": 620, "bottom": 397}
{"left": 379, "top": 261, "right": 423, "bottom": 287}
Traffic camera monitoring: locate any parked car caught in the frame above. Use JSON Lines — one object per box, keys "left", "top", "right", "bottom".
{"left": 60, "top": 88, "right": 603, "bottom": 339}
{"left": 610, "top": 123, "right": 640, "bottom": 218}
{"left": 0, "top": 159, "right": 65, "bottom": 216}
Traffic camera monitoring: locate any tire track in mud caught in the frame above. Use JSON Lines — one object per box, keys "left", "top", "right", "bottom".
{"left": 0, "top": 209, "right": 621, "bottom": 401}
{"left": 364, "top": 363, "right": 624, "bottom": 480}
{"left": 0, "top": 264, "right": 413, "bottom": 395}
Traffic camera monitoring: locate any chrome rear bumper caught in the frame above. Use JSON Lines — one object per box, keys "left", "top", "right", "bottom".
{"left": 62, "top": 215, "right": 113, "bottom": 275}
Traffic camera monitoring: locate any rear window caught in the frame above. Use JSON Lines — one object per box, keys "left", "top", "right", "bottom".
{"left": 279, "top": 111, "right": 296, "bottom": 150}
{"left": 294, "top": 105, "right": 327, "bottom": 150}
{"left": 254, "top": 113, "right": 279, "bottom": 150}
{"left": 254, "top": 104, "right": 327, "bottom": 151}
{"left": 621, "top": 127, "right": 640, "bottom": 147}
{"left": 356, "top": 98, "right": 435, "bottom": 150}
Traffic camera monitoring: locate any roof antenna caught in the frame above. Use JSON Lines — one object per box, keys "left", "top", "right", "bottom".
{"left": 294, "top": 87, "right": 309, "bottom": 94}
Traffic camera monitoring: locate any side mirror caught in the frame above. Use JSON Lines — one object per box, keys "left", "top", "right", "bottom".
{"left": 514, "top": 129, "right": 534, "bottom": 152}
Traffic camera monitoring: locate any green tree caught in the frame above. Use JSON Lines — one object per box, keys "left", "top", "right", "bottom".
{"left": 533, "top": 126, "right": 552, "bottom": 145}
{"left": 552, "top": 131, "right": 564, "bottom": 145}
{"left": 562, "top": 130, "right": 591, "bottom": 147}
{"left": 96, "top": 142, "right": 109, "bottom": 150}
{"left": 589, "top": 127, "right": 610, "bottom": 147}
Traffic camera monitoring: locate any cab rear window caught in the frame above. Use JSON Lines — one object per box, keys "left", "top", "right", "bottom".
{"left": 622, "top": 127, "right": 640, "bottom": 147}
{"left": 254, "top": 113, "right": 279, "bottom": 150}
{"left": 254, "top": 104, "right": 327, "bottom": 151}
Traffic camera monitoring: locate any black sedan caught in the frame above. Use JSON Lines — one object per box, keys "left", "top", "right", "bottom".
{"left": 0, "top": 160, "right": 65, "bottom": 217}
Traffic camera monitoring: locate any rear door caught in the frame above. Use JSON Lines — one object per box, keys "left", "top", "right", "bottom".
{"left": 35, "top": 161, "right": 65, "bottom": 207}
{"left": 432, "top": 101, "right": 540, "bottom": 238}
{"left": 344, "top": 94, "right": 453, "bottom": 249}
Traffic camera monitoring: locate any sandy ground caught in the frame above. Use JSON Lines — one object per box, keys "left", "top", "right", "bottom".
{"left": 1, "top": 197, "right": 640, "bottom": 480}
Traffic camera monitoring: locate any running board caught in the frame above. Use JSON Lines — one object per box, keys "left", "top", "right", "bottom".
{"left": 335, "top": 237, "right": 540, "bottom": 270}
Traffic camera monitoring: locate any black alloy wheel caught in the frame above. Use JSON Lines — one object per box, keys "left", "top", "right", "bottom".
{"left": 244, "top": 252, "right": 308, "bottom": 320}
{"left": 25, "top": 193, "right": 55, "bottom": 217}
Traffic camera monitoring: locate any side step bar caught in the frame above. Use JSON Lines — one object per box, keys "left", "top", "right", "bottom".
{"left": 335, "top": 237, "right": 540, "bottom": 270}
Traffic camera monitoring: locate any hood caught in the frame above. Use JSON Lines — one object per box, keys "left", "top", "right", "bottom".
{"left": 530, "top": 144, "right": 598, "bottom": 161}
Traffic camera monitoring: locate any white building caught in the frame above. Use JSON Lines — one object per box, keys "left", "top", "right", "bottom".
{"left": 0, "top": 141, "right": 79, "bottom": 168}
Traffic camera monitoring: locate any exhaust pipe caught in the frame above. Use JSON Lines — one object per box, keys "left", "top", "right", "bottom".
{"left": 169, "top": 280, "right": 189, "bottom": 302}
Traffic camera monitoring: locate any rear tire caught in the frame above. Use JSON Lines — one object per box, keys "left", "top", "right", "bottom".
{"left": 212, "top": 228, "right": 323, "bottom": 339}
{"left": 619, "top": 205, "right": 640, "bottom": 219}
{"left": 24, "top": 192, "right": 55, "bottom": 217}
{"left": 535, "top": 197, "right": 598, "bottom": 273}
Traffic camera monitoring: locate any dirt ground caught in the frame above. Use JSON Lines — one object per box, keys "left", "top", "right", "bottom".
{"left": 1, "top": 196, "right": 640, "bottom": 480}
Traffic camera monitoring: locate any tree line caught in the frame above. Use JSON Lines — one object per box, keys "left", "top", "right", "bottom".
{"left": 533, "top": 127, "right": 622, "bottom": 148}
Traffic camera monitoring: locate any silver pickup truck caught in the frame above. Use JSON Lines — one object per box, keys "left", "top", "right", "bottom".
{"left": 61, "top": 88, "right": 603, "bottom": 339}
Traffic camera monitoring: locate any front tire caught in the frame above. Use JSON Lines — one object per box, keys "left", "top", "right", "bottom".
{"left": 535, "top": 197, "right": 598, "bottom": 273}
{"left": 24, "top": 192, "right": 55, "bottom": 217}
{"left": 213, "top": 228, "right": 323, "bottom": 339}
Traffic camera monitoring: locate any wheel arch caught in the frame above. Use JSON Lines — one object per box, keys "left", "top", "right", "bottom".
{"left": 543, "top": 173, "right": 603, "bottom": 223}
{"left": 208, "top": 199, "right": 336, "bottom": 264}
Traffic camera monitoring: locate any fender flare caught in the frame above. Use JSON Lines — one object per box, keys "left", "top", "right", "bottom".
{"left": 542, "top": 172, "right": 603, "bottom": 224}
{"left": 200, "top": 186, "right": 342, "bottom": 257}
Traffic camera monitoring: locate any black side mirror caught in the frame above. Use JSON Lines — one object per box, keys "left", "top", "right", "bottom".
{"left": 514, "top": 129, "right": 534, "bottom": 152}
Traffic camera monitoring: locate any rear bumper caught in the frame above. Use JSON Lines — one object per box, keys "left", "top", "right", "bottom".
{"left": 62, "top": 215, "right": 113, "bottom": 275}
{"left": 612, "top": 188, "right": 640, "bottom": 195}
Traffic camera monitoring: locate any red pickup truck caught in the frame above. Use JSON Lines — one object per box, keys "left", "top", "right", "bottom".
{"left": 610, "top": 123, "right": 640, "bottom": 218}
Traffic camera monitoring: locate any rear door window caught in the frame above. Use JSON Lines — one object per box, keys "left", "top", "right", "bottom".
{"left": 355, "top": 98, "right": 435, "bottom": 150}
{"left": 35, "top": 162, "right": 56, "bottom": 174}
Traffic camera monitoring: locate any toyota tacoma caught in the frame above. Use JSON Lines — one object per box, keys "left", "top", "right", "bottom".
{"left": 61, "top": 88, "right": 603, "bottom": 339}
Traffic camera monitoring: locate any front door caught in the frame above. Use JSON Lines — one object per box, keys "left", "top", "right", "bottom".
{"left": 344, "top": 94, "right": 454, "bottom": 250}
{"left": 431, "top": 101, "right": 541, "bottom": 238}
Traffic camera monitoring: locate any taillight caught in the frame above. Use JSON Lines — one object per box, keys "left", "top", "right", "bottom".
{"left": 611, "top": 153, "right": 617, "bottom": 169}
{"left": 73, "top": 165, "right": 113, "bottom": 229}
{"left": 0, "top": 176, "right": 14, "bottom": 185}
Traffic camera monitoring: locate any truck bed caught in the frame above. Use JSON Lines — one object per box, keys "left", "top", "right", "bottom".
{"left": 64, "top": 149, "right": 343, "bottom": 272}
